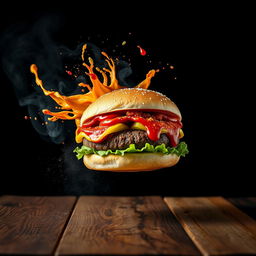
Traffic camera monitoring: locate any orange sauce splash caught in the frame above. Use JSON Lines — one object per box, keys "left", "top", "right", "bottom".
{"left": 30, "top": 44, "right": 156, "bottom": 127}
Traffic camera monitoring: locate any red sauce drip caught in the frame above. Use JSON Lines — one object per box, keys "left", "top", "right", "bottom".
{"left": 137, "top": 45, "right": 147, "bottom": 56}
{"left": 78, "top": 110, "right": 182, "bottom": 146}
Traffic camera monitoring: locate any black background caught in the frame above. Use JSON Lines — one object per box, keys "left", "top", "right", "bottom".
{"left": 0, "top": 4, "right": 253, "bottom": 196}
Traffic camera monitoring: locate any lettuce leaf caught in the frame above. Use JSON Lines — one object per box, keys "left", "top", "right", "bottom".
{"left": 73, "top": 142, "right": 189, "bottom": 160}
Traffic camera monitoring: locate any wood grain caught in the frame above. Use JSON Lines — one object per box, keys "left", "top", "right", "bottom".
{"left": 56, "top": 196, "right": 200, "bottom": 255}
{"left": 0, "top": 195, "right": 76, "bottom": 255}
{"left": 227, "top": 197, "right": 256, "bottom": 220}
{"left": 164, "top": 197, "right": 256, "bottom": 256}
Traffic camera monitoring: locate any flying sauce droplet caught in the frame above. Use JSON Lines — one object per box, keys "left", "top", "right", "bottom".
{"left": 66, "top": 70, "right": 73, "bottom": 75}
{"left": 137, "top": 45, "right": 147, "bottom": 56}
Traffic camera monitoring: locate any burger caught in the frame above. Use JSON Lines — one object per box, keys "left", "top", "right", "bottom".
{"left": 74, "top": 88, "right": 188, "bottom": 171}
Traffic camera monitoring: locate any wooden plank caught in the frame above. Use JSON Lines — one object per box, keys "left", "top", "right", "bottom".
{"left": 0, "top": 195, "right": 76, "bottom": 255}
{"left": 164, "top": 197, "right": 256, "bottom": 256}
{"left": 227, "top": 197, "right": 256, "bottom": 220}
{"left": 56, "top": 196, "right": 200, "bottom": 255}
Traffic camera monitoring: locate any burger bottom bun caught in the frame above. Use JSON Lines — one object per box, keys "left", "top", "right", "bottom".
{"left": 83, "top": 153, "right": 180, "bottom": 172}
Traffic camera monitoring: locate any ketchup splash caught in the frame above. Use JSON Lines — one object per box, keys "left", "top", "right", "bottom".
{"left": 137, "top": 45, "right": 147, "bottom": 56}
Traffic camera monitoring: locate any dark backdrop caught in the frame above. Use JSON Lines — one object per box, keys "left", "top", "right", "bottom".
{"left": 0, "top": 4, "right": 253, "bottom": 196}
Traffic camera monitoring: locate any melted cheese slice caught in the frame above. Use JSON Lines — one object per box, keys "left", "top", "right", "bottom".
{"left": 131, "top": 122, "right": 184, "bottom": 138}
{"left": 76, "top": 123, "right": 129, "bottom": 143}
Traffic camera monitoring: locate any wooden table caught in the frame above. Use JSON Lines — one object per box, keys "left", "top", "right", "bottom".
{"left": 0, "top": 196, "right": 256, "bottom": 255}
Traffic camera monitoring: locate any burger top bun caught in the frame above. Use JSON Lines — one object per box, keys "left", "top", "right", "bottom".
{"left": 81, "top": 88, "right": 181, "bottom": 124}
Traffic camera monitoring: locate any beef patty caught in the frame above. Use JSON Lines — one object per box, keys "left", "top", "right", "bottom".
{"left": 83, "top": 130, "right": 170, "bottom": 151}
